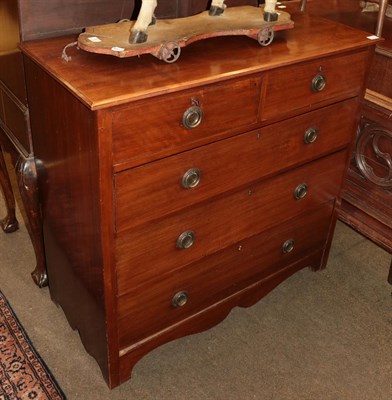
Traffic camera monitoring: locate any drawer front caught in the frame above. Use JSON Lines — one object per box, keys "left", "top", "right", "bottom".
{"left": 112, "top": 76, "right": 261, "bottom": 166}
{"left": 261, "top": 50, "right": 368, "bottom": 121}
{"left": 115, "top": 150, "right": 347, "bottom": 294}
{"left": 0, "top": 88, "right": 31, "bottom": 154}
{"left": 117, "top": 203, "right": 333, "bottom": 348}
{"left": 115, "top": 99, "right": 357, "bottom": 232}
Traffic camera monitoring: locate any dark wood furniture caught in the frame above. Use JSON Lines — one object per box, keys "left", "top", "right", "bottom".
{"left": 0, "top": 0, "right": 47, "bottom": 286}
{"left": 342, "top": 21, "right": 392, "bottom": 280}
{"left": 340, "top": 73, "right": 392, "bottom": 283}
{"left": 0, "top": 0, "right": 144, "bottom": 287}
{"left": 19, "top": 12, "right": 378, "bottom": 387}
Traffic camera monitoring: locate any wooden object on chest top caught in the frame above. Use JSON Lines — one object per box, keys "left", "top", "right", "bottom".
{"left": 19, "top": 13, "right": 379, "bottom": 388}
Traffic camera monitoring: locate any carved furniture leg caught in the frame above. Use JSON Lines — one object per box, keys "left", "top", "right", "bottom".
{"left": 0, "top": 145, "right": 19, "bottom": 233}
{"left": 388, "top": 258, "right": 392, "bottom": 285}
{"left": 16, "top": 156, "right": 48, "bottom": 287}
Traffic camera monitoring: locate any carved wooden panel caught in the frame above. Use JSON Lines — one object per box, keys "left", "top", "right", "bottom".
{"left": 339, "top": 101, "right": 392, "bottom": 254}
{"left": 355, "top": 120, "right": 392, "bottom": 188}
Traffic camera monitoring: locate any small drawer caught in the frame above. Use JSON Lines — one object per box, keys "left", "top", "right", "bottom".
{"left": 261, "top": 50, "right": 368, "bottom": 121}
{"left": 111, "top": 76, "right": 261, "bottom": 167}
{"left": 117, "top": 202, "right": 333, "bottom": 349}
{"left": 115, "top": 98, "right": 357, "bottom": 232}
{"left": 0, "top": 88, "right": 31, "bottom": 154}
{"left": 115, "top": 150, "right": 347, "bottom": 294}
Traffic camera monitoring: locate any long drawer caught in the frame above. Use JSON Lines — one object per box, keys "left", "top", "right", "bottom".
{"left": 115, "top": 99, "right": 357, "bottom": 232}
{"left": 261, "top": 49, "right": 368, "bottom": 121}
{"left": 115, "top": 150, "right": 347, "bottom": 294}
{"left": 117, "top": 202, "right": 334, "bottom": 349}
{"left": 111, "top": 76, "right": 261, "bottom": 167}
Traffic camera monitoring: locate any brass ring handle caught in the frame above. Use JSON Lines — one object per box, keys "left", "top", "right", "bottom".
{"left": 304, "top": 127, "right": 319, "bottom": 144}
{"left": 282, "top": 239, "right": 295, "bottom": 254}
{"left": 171, "top": 291, "right": 189, "bottom": 307}
{"left": 182, "top": 106, "right": 203, "bottom": 129}
{"left": 182, "top": 168, "right": 201, "bottom": 189}
{"left": 176, "top": 230, "right": 195, "bottom": 249}
{"left": 311, "top": 73, "right": 327, "bottom": 92}
{"left": 294, "top": 183, "right": 308, "bottom": 200}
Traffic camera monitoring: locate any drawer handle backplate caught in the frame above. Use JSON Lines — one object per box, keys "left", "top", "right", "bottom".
{"left": 294, "top": 183, "right": 308, "bottom": 200}
{"left": 176, "top": 230, "right": 195, "bottom": 249}
{"left": 182, "top": 105, "right": 203, "bottom": 129}
{"left": 172, "top": 291, "right": 189, "bottom": 308}
{"left": 311, "top": 73, "right": 327, "bottom": 92}
{"left": 282, "top": 239, "right": 295, "bottom": 254}
{"left": 182, "top": 168, "right": 201, "bottom": 189}
{"left": 304, "top": 127, "right": 319, "bottom": 144}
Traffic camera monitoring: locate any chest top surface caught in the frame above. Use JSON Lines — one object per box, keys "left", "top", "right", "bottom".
{"left": 20, "top": 13, "right": 380, "bottom": 110}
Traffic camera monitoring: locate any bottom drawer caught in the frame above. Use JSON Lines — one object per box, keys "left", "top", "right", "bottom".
{"left": 117, "top": 202, "right": 334, "bottom": 349}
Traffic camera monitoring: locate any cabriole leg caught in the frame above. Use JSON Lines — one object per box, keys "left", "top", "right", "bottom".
{"left": 16, "top": 156, "right": 48, "bottom": 288}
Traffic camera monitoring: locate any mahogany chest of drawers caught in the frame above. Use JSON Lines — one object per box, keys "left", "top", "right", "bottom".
{"left": 20, "top": 13, "right": 378, "bottom": 388}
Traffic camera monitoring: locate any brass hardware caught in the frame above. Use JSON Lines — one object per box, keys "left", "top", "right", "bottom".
{"left": 294, "top": 183, "right": 308, "bottom": 200}
{"left": 171, "top": 291, "right": 189, "bottom": 307}
{"left": 176, "top": 230, "right": 195, "bottom": 249}
{"left": 182, "top": 168, "right": 201, "bottom": 189}
{"left": 311, "top": 73, "right": 327, "bottom": 92}
{"left": 282, "top": 239, "right": 295, "bottom": 254}
{"left": 304, "top": 127, "right": 319, "bottom": 144}
{"left": 182, "top": 103, "right": 203, "bottom": 129}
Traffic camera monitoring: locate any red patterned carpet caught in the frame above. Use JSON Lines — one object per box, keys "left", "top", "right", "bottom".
{"left": 0, "top": 291, "right": 66, "bottom": 399}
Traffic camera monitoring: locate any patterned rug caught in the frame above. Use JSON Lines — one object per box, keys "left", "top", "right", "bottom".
{"left": 0, "top": 291, "right": 66, "bottom": 399}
